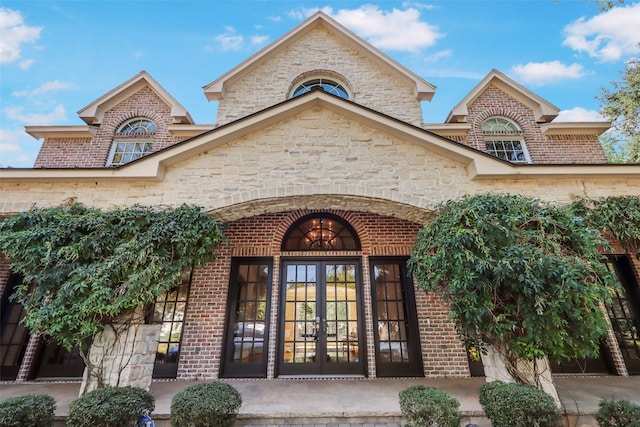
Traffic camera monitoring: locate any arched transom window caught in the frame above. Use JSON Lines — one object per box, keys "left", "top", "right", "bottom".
{"left": 282, "top": 213, "right": 361, "bottom": 251}
{"left": 481, "top": 117, "right": 530, "bottom": 163}
{"left": 292, "top": 79, "right": 349, "bottom": 99}
{"left": 107, "top": 118, "right": 157, "bottom": 166}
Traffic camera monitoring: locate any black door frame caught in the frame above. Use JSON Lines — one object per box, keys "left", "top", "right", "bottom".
{"left": 370, "top": 257, "right": 423, "bottom": 377}
{"left": 277, "top": 258, "right": 366, "bottom": 376}
{"left": 221, "top": 258, "right": 273, "bottom": 378}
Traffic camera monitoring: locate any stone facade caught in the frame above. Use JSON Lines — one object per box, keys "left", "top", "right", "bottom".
{"left": 1, "top": 11, "right": 639, "bottom": 388}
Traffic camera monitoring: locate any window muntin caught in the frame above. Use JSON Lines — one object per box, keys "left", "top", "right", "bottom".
{"left": 486, "top": 140, "right": 528, "bottom": 163}
{"left": 292, "top": 79, "right": 349, "bottom": 99}
{"left": 481, "top": 117, "right": 520, "bottom": 133}
{"left": 482, "top": 117, "right": 530, "bottom": 163}
{"left": 109, "top": 142, "right": 153, "bottom": 166}
{"left": 116, "top": 118, "right": 157, "bottom": 135}
{"left": 107, "top": 118, "right": 156, "bottom": 166}
{"left": 151, "top": 272, "right": 190, "bottom": 379}
{"left": 282, "top": 213, "right": 360, "bottom": 251}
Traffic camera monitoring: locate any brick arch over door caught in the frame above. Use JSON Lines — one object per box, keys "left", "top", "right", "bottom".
{"left": 272, "top": 209, "right": 372, "bottom": 256}
{"left": 210, "top": 194, "right": 438, "bottom": 225}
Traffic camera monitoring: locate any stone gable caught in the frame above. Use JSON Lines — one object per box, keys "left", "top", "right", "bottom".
{"left": 216, "top": 26, "right": 423, "bottom": 126}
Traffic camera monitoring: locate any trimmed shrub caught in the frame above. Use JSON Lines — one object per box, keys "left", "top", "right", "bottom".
{"left": 170, "top": 382, "right": 242, "bottom": 427}
{"left": 596, "top": 399, "right": 640, "bottom": 427}
{"left": 0, "top": 394, "right": 56, "bottom": 427}
{"left": 66, "top": 386, "right": 155, "bottom": 427}
{"left": 479, "top": 381, "right": 561, "bottom": 427}
{"left": 399, "top": 385, "right": 461, "bottom": 427}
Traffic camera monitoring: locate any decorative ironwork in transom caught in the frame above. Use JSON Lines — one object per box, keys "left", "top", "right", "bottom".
{"left": 282, "top": 214, "right": 360, "bottom": 251}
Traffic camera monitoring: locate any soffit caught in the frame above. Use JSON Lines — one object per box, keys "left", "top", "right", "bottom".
{"left": 202, "top": 11, "right": 435, "bottom": 102}
{"left": 77, "top": 71, "right": 194, "bottom": 125}
{"left": 446, "top": 69, "right": 560, "bottom": 123}
{"left": 541, "top": 121, "right": 611, "bottom": 136}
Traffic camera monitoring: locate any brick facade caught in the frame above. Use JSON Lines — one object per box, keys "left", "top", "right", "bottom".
{"left": 1, "top": 11, "right": 639, "bottom": 384}
{"left": 176, "top": 210, "right": 469, "bottom": 380}
{"left": 34, "top": 87, "right": 182, "bottom": 168}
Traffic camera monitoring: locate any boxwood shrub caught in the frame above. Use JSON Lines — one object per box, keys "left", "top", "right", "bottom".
{"left": 479, "top": 381, "right": 561, "bottom": 427}
{"left": 66, "top": 386, "right": 155, "bottom": 427}
{"left": 596, "top": 399, "right": 640, "bottom": 427}
{"left": 0, "top": 394, "right": 56, "bottom": 427}
{"left": 399, "top": 385, "right": 461, "bottom": 427}
{"left": 170, "top": 382, "right": 242, "bottom": 427}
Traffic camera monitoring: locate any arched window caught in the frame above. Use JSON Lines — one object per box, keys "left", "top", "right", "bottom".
{"left": 107, "top": 118, "right": 157, "bottom": 166}
{"left": 292, "top": 79, "right": 349, "bottom": 99}
{"left": 282, "top": 213, "right": 360, "bottom": 251}
{"left": 481, "top": 117, "right": 530, "bottom": 163}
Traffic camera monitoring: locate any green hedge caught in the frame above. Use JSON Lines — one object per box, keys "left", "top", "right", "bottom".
{"left": 66, "top": 386, "right": 154, "bottom": 427}
{"left": 596, "top": 399, "right": 640, "bottom": 427}
{"left": 0, "top": 394, "right": 56, "bottom": 427}
{"left": 479, "top": 381, "right": 561, "bottom": 427}
{"left": 170, "top": 382, "right": 242, "bottom": 427}
{"left": 399, "top": 385, "right": 461, "bottom": 427}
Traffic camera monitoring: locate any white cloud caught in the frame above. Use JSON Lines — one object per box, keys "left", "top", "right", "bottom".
{"left": 251, "top": 35, "right": 269, "bottom": 45}
{"left": 288, "top": 7, "right": 332, "bottom": 21}
{"left": 0, "top": 7, "right": 42, "bottom": 64}
{"left": 511, "top": 61, "right": 585, "bottom": 86}
{"left": 289, "top": 4, "right": 443, "bottom": 52}
{"left": 215, "top": 27, "right": 244, "bottom": 51}
{"left": 563, "top": 3, "right": 640, "bottom": 62}
{"left": 19, "top": 58, "right": 34, "bottom": 70}
{"left": 0, "top": 129, "right": 37, "bottom": 167}
{"left": 423, "top": 49, "right": 452, "bottom": 62}
{"left": 401, "top": 2, "right": 437, "bottom": 11}
{"left": 331, "top": 5, "right": 443, "bottom": 52}
{"left": 12, "top": 80, "right": 76, "bottom": 98}
{"left": 4, "top": 104, "right": 66, "bottom": 125}
{"left": 555, "top": 107, "right": 605, "bottom": 122}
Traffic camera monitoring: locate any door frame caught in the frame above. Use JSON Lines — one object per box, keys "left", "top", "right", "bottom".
{"left": 276, "top": 257, "right": 366, "bottom": 377}
{"left": 369, "top": 256, "right": 423, "bottom": 377}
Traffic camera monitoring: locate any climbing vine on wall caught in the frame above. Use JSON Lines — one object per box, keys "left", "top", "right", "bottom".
{"left": 0, "top": 202, "right": 226, "bottom": 353}
{"left": 408, "top": 193, "right": 617, "bottom": 384}
{"left": 572, "top": 195, "right": 640, "bottom": 254}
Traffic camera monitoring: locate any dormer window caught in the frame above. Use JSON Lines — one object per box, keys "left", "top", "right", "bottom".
{"left": 292, "top": 78, "right": 349, "bottom": 99}
{"left": 107, "top": 118, "right": 156, "bottom": 166}
{"left": 482, "top": 117, "right": 530, "bottom": 163}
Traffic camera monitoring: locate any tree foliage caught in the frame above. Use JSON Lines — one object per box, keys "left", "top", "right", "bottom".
{"left": 408, "top": 194, "right": 615, "bottom": 371}
{"left": 598, "top": 54, "right": 640, "bottom": 163}
{"left": 0, "top": 202, "right": 225, "bottom": 351}
{"left": 573, "top": 195, "right": 640, "bottom": 253}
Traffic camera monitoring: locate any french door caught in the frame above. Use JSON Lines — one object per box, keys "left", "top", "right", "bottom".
{"left": 278, "top": 260, "right": 364, "bottom": 376}
{"left": 370, "top": 258, "right": 423, "bottom": 377}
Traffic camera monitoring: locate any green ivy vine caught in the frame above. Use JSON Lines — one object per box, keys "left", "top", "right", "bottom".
{"left": 408, "top": 193, "right": 617, "bottom": 382}
{"left": 0, "top": 202, "right": 225, "bottom": 352}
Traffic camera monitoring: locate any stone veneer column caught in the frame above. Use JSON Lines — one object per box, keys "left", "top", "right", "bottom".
{"left": 79, "top": 323, "right": 161, "bottom": 395}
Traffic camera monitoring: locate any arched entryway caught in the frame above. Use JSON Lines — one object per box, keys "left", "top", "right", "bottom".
{"left": 219, "top": 211, "right": 424, "bottom": 378}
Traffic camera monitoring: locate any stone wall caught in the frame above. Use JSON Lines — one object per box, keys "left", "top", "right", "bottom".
{"left": 80, "top": 324, "right": 161, "bottom": 394}
{"left": 215, "top": 26, "right": 424, "bottom": 126}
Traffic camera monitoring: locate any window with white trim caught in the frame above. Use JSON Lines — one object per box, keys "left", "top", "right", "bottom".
{"left": 482, "top": 117, "right": 530, "bottom": 163}
{"left": 291, "top": 78, "right": 349, "bottom": 99}
{"left": 107, "top": 118, "right": 156, "bottom": 166}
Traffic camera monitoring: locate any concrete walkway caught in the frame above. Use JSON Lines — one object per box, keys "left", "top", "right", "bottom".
{"left": 1, "top": 376, "right": 639, "bottom": 426}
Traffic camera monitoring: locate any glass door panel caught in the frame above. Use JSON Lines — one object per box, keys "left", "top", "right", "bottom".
{"left": 282, "top": 264, "right": 317, "bottom": 364}
{"left": 371, "top": 258, "right": 423, "bottom": 377}
{"left": 325, "top": 263, "right": 360, "bottom": 364}
{"left": 279, "top": 260, "right": 364, "bottom": 376}
{"left": 222, "top": 259, "right": 271, "bottom": 378}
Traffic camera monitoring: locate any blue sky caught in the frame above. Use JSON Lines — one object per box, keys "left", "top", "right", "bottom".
{"left": 1, "top": 0, "right": 639, "bottom": 167}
